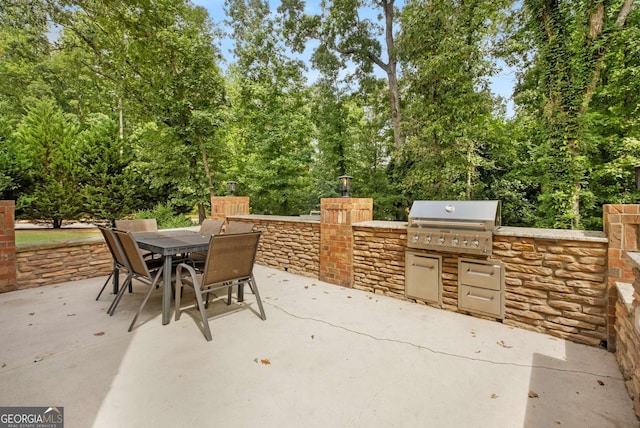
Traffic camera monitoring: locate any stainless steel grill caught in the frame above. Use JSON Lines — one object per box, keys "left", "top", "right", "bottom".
{"left": 406, "top": 200, "right": 501, "bottom": 255}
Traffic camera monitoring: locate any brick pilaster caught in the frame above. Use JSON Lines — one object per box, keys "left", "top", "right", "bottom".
{"left": 0, "top": 201, "right": 16, "bottom": 293}
{"left": 319, "top": 198, "right": 373, "bottom": 287}
{"left": 210, "top": 196, "right": 250, "bottom": 221}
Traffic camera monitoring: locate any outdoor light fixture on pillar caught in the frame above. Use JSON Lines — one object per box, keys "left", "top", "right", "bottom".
{"left": 339, "top": 175, "right": 352, "bottom": 198}
{"left": 227, "top": 181, "right": 237, "bottom": 196}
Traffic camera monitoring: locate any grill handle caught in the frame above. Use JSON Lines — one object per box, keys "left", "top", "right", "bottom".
{"left": 409, "top": 219, "right": 488, "bottom": 229}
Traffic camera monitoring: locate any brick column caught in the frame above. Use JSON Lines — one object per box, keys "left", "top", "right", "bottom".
{"left": 210, "top": 196, "right": 250, "bottom": 221}
{"left": 319, "top": 198, "right": 373, "bottom": 287}
{"left": 0, "top": 201, "right": 16, "bottom": 293}
{"left": 603, "top": 204, "right": 640, "bottom": 351}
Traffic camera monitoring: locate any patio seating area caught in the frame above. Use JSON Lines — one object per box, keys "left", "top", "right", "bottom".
{"left": 0, "top": 264, "right": 637, "bottom": 427}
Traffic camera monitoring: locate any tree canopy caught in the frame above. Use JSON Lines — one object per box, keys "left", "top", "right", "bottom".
{"left": 0, "top": 0, "right": 638, "bottom": 230}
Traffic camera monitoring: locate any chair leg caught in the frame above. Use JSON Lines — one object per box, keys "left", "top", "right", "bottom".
{"left": 193, "top": 287, "right": 213, "bottom": 341}
{"left": 175, "top": 272, "right": 183, "bottom": 321}
{"left": 247, "top": 275, "right": 266, "bottom": 320}
{"left": 108, "top": 275, "right": 132, "bottom": 315}
{"left": 128, "top": 269, "right": 163, "bottom": 332}
{"left": 96, "top": 270, "right": 114, "bottom": 301}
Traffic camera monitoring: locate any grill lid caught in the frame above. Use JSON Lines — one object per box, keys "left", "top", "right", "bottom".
{"left": 408, "top": 200, "right": 501, "bottom": 229}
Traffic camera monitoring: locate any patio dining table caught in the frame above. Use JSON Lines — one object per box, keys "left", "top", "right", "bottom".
{"left": 133, "top": 230, "right": 212, "bottom": 325}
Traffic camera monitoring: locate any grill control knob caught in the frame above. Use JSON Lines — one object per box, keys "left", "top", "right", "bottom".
{"left": 462, "top": 239, "right": 468, "bottom": 246}
{"left": 452, "top": 237, "right": 459, "bottom": 246}
{"left": 438, "top": 236, "right": 445, "bottom": 244}
{"left": 424, "top": 235, "right": 432, "bottom": 243}
{"left": 471, "top": 239, "right": 479, "bottom": 247}
{"left": 412, "top": 234, "right": 419, "bottom": 243}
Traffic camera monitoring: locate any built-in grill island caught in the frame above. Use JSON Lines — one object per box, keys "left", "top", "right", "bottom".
{"left": 405, "top": 200, "right": 505, "bottom": 319}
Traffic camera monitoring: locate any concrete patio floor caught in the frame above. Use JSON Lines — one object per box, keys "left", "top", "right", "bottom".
{"left": 0, "top": 265, "right": 637, "bottom": 428}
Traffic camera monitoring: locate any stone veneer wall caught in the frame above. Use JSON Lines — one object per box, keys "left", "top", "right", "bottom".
{"left": 227, "top": 215, "right": 320, "bottom": 278}
{"left": 15, "top": 238, "right": 112, "bottom": 290}
{"left": 352, "top": 221, "right": 609, "bottom": 347}
{"left": 617, "top": 253, "right": 640, "bottom": 419}
{"left": 5, "top": 216, "right": 616, "bottom": 350}
{"left": 603, "top": 204, "right": 639, "bottom": 351}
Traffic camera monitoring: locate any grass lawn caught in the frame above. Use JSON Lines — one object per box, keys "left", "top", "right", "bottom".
{"left": 15, "top": 229, "right": 102, "bottom": 245}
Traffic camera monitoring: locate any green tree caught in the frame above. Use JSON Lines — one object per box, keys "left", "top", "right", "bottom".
{"left": 507, "top": 0, "right": 636, "bottom": 228}
{"left": 279, "top": 0, "right": 403, "bottom": 149}
{"left": 397, "top": 0, "right": 508, "bottom": 201}
{"left": 225, "top": 0, "right": 315, "bottom": 215}
{"left": 78, "top": 114, "right": 142, "bottom": 222}
{"left": 14, "top": 98, "right": 85, "bottom": 227}
{"left": 53, "top": 0, "right": 227, "bottom": 220}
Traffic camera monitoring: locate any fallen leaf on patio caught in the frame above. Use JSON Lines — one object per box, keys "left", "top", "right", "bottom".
{"left": 311, "top": 283, "right": 317, "bottom": 286}
{"left": 597, "top": 380, "right": 605, "bottom": 386}
{"left": 528, "top": 391, "right": 539, "bottom": 398}
{"left": 93, "top": 332, "right": 105, "bottom": 336}
{"left": 491, "top": 393, "right": 498, "bottom": 399}
{"left": 67, "top": 313, "right": 76, "bottom": 317}
{"left": 29, "top": 312, "right": 35, "bottom": 316}
{"left": 497, "top": 340, "right": 512, "bottom": 348}
{"left": 260, "top": 359, "right": 271, "bottom": 365}
{"left": 347, "top": 296, "right": 352, "bottom": 299}
{"left": 311, "top": 335, "right": 315, "bottom": 340}
{"left": 254, "top": 358, "right": 258, "bottom": 363}
{"left": 475, "top": 350, "right": 481, "bottom": 353}
{"left": 304, "top": 286, "right": 309, "bottom": 289}
{"left": 1, "top": 363, "right": 6, "bottom": 368}
{"left": 555, "top": 421, "right": 561, "bottom": 425}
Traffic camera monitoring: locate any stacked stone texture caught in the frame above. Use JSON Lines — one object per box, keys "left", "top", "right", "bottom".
{"left": 616, "top": 294, "right": 640, "bottom": 419}
{"left": 352, "top": 223, "right": 608, "bottom": 347}
{"left": 16, "top": 239, "right": 112, "bottom": 290}
{"left": 352, "top": 225, "right": 407, "bottom": 298}
{"left": 231, "top": 217, "right": 321, "bottom": 278}
{"left": 604, "top": 204, "right": 639, "bottom": 350}
{"left": 495, "top": 235, "right": 608, "bottom": 347}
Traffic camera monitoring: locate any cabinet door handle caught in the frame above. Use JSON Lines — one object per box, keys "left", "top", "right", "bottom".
{"left": 413, "top": 263, "right": 434, "bottom": 270}
{"left": 466, "top": 269, "right": 494, "bottom": 277}
{"left": 467, "top": 292, "right": 493, "bottom": 302}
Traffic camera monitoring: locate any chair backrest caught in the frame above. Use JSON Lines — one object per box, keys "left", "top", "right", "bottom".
{"left": 199, "top": 219, "right": 224, "bottom": 235}
{"left": 202, "top": 232, "right": 261, "bottom": 285}
{"left": 98, "top": 226, "right": 128, "bottom": 268}
{"left": 114, "top": 219, "right": 158, "bottom": 233}
{"left": 224, "top": 221, "right": 254, "bottom": 235}
{"left": 112, "top": 229, "right": 152, "bottom": 279}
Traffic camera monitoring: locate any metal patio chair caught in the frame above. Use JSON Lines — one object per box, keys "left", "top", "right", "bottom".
{"left": 224, "top": 221, "right": 254, "bottom": 234}
{"left": 114, "top": 218, "right": 158, "bottom": 232}
{"left": 199, "top": 219, "right": 224, "bottom": 235}
{"left": 96, "top": 225, "right": 132, "bottom": 300}
{"left": 174, "top": 231, "right": 266, "bottom": 341}
{"left": 187, "top": 219, "right": 226, "bottom": 267}
{"left": 109, "top": 230, "right": 165, "bottom": 332}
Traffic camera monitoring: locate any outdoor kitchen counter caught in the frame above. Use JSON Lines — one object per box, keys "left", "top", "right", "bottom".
{"left": 352, "top": 221, "right": 608, "bottom": 243}
{"left": 494, "top": 226, "right": 608, "bottom": 242}
{"left": 353, "top": 220, "right": 407, "bottom": 229}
